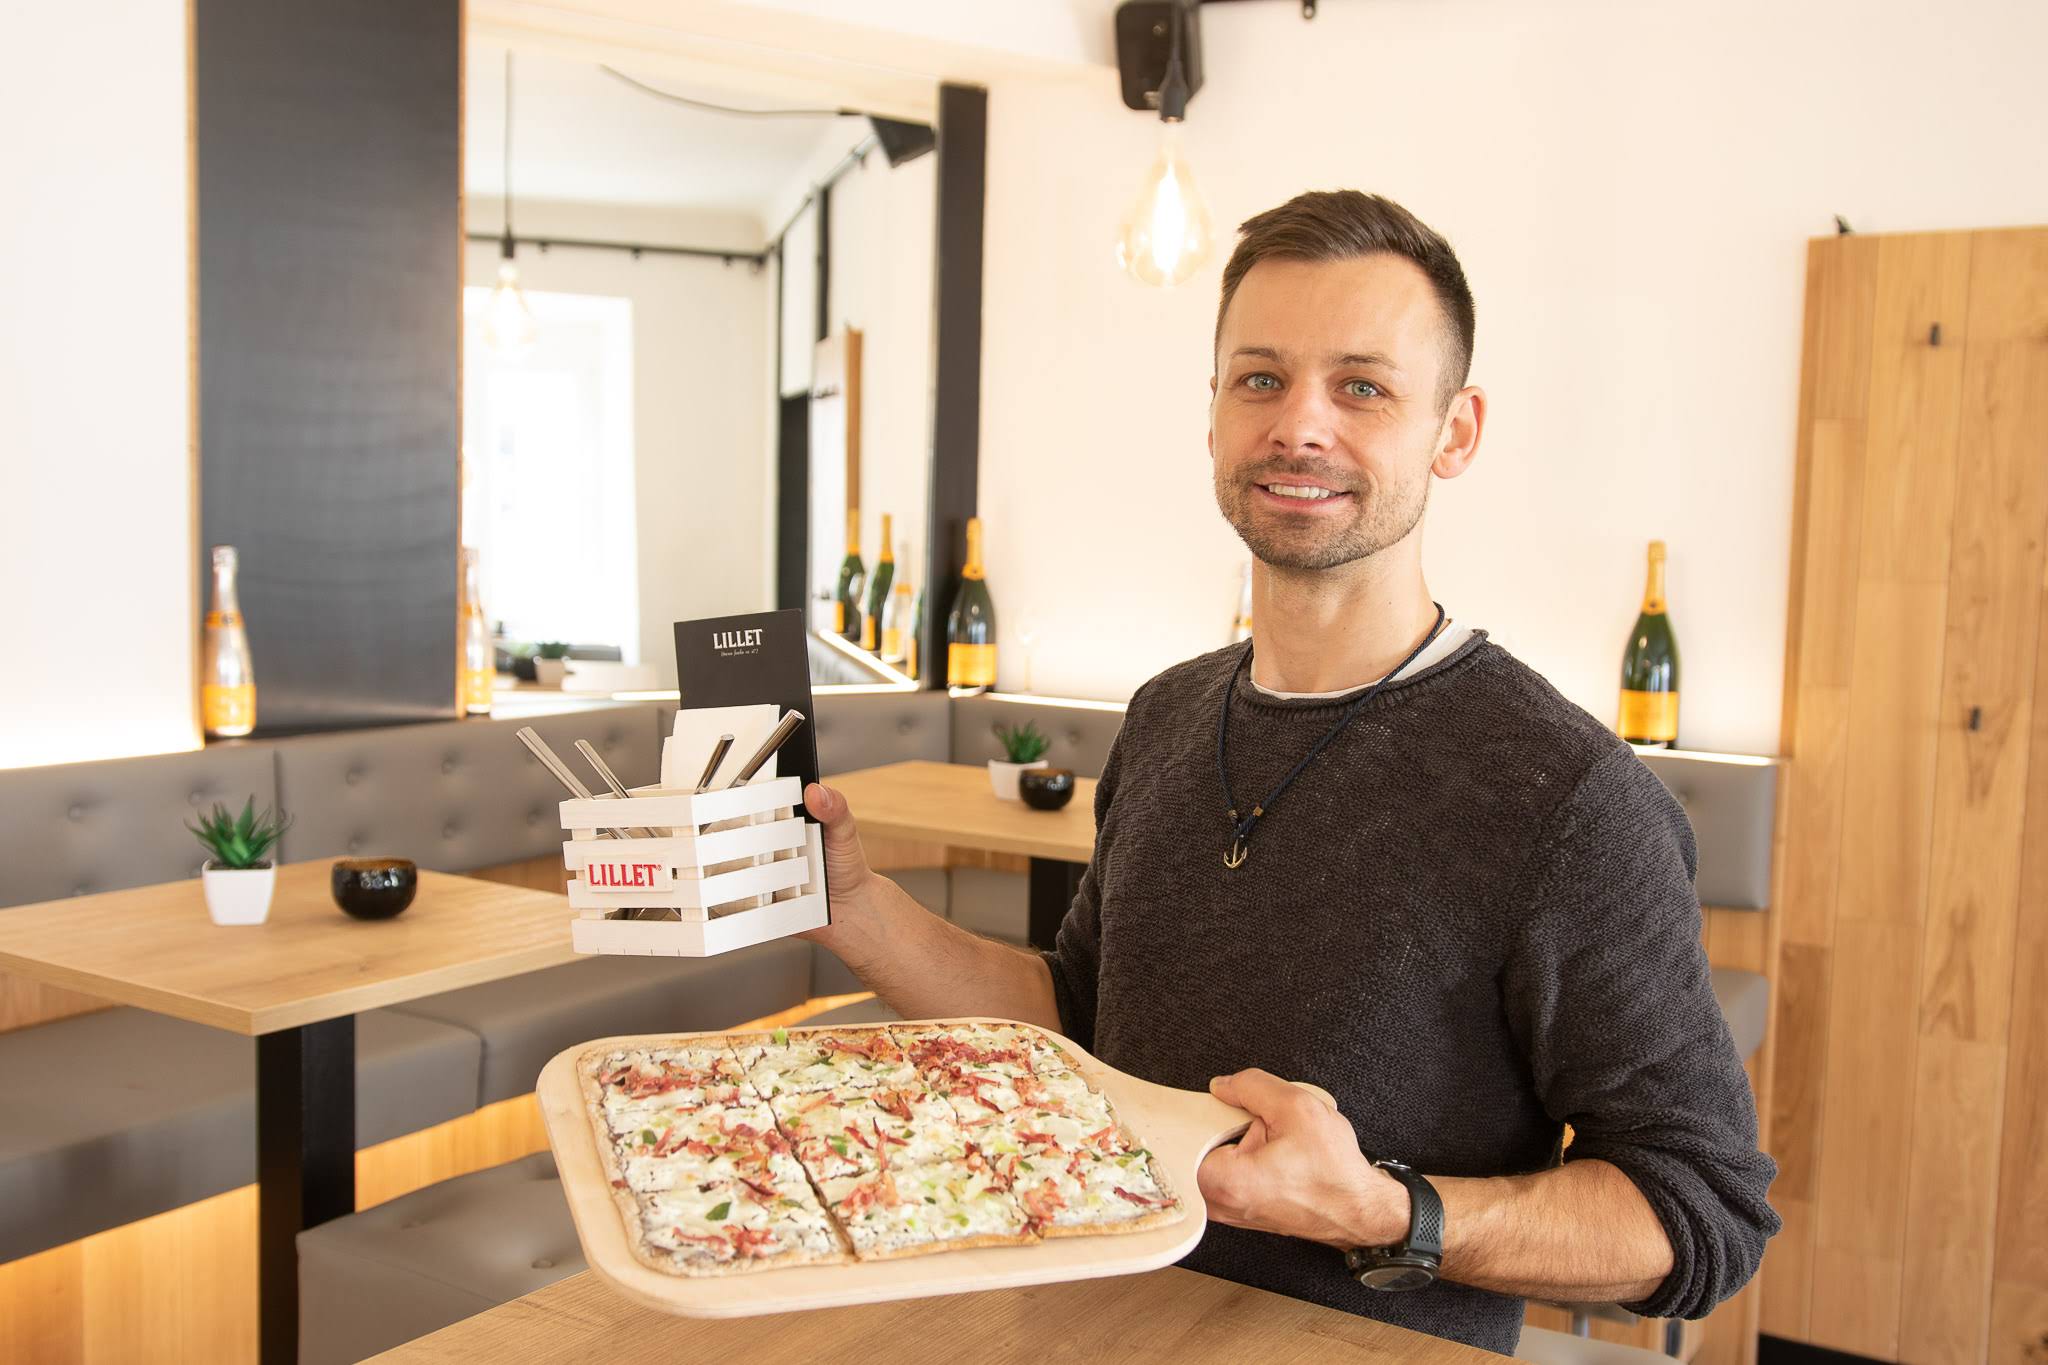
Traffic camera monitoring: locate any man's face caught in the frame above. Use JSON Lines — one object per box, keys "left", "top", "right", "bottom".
{"left": 1210, "top": 254, "right": 1458, "bottom": 572}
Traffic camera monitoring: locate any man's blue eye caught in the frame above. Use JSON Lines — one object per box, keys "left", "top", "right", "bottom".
{"left": 1346, "top": 380, "right": 1381, "bottom": 398}
{"left": 1244, "top": 374, "right": 1279, "bottom": 391}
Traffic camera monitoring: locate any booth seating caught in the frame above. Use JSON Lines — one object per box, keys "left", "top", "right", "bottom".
{"left": 0, "top": 683, "right": 1778, "bottom": 1364}
{"left": 1515, "top": 1327, "right": 1682, "bottom": 1363}
{"left": 0, "top": 693, "right": 961, "bottom": 1268}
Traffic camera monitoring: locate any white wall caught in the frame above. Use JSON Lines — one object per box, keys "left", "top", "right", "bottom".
{"left": 0, "top": 4, "right": 193, "bottom": 768}
{"left": 467, "top": 197, "right": 772, "bottom": 686}
{"left": 772, "top": 126, "right": 939, "bottom": 610}
{"left": 977, "top": 0, "right": 2048, "bottom": 754}
{"left": 828, "top": 136, "right": 937, "bottom": 603}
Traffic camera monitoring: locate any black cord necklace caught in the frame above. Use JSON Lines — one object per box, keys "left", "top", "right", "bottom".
{"left": 1216, "top": 603, "right": 1447, "bottom": 869}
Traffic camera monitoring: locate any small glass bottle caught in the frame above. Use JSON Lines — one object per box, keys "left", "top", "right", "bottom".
{"left": 202, "top": 546, "right": 257, "bottom": 738}
{"left": 880, "top": 539, "right": 913, "bottom": 663}
{"left": 460, "top": 547, "right": 494, "bottom": 715}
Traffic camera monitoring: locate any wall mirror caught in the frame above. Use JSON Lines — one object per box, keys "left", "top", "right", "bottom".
{"left": 462, "top": 20, "right": 940, "bottom": 692}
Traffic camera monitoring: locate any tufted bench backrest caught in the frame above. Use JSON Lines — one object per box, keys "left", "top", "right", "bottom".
{"left": 0, "top": 745, "right": 280, "bottom": 909}
{"left": 659, "top": 690, "right": 954, "bottom": 779}
{"left": 274, "top": 706, "right": 664, "bottom": 871}
{"left": 949, "top": 695, "right": 1126, "bottom": 779}
{"left": 1634, "top": 752, "right": 1778, "bottom": 911}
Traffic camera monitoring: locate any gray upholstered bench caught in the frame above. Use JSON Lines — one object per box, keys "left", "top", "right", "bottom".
{"left": 1516, "top": 1325, "right": 1677, "bottom": 1362}
{"left": 296, "top": 1152, "right": 584, "bottom": 1365}
{"left": 0, "top": 1005, "right": 479, "bottom": 1262}
{"left": 398, "top": 942, "right": 814, "bottom": 1104}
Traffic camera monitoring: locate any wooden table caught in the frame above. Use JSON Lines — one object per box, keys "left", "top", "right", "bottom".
{"left": 0, "top": 861, "right": 577, "bottom": 1365}
{"left": 366, "top": 1266, "right": 1505, "bottom": 1362}
{"left": 829, "top": 759, "right": 1097, "bottom": 950}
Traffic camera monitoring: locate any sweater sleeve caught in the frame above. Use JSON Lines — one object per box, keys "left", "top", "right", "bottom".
{"left": 1039, "top": 703, "right": 1130, "bottom": 1054}
{"left": 1501, "top": 745, "right": 1780, "bottom": 1321}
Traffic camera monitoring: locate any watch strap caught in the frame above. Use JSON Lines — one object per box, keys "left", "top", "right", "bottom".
{"left": 1374, "top": 1160, "right": 1444, "bottom": 1262}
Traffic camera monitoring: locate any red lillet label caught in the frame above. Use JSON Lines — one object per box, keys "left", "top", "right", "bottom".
{"left": 587, "top": 861, "right": 669, "bottom": 889}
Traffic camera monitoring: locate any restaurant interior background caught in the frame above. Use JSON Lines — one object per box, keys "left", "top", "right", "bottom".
{"left": 2, "top": 0, "right": 2046, "bottom": 1362}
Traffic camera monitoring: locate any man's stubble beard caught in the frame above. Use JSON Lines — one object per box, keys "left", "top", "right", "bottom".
{"left": 1212, "top": 454, "right": 1431, "bottom": 573}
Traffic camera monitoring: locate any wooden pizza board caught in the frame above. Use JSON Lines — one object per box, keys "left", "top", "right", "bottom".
{"left": 536, "top": 1017, "right": 1336, "bottom": 1319}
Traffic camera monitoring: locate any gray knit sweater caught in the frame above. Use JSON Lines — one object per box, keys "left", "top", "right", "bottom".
{"left": 1041, "top": 632, "right": 1779, "bottom": 1355}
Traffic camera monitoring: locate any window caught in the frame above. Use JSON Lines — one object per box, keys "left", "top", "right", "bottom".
{"left": 461, "top": 287, "right": 637, "bottom": 659}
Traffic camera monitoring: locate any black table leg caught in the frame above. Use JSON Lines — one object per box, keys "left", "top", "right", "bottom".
{"left": 1027, "top": 857, "right": 1085, "bottom": 953}
{"left": 257, "top": 1016, "right": 356, "bottom": 1365}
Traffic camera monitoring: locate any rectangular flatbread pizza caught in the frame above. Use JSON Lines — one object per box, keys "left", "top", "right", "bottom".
{"left": 576, "top": 1019, "right": 1183, "bottom": 1277}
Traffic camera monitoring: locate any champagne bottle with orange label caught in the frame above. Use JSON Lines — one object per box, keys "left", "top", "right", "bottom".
{"left": 834, "top": 508, "right": 866, "bottom": 643}
{"left": 946, "top": 517, "right": 997, "bottom": 689}
{"left": 459, "top": 547, "right": 493, "bottom": 715}
{"left": 201, "top": 545, "right": 257, "bottom": 738}
{"left": 862, "top": 513, "right": 895, "bottom": 652}
{"left": 1618, "top": 540, "right": 1679, "bottom": 747}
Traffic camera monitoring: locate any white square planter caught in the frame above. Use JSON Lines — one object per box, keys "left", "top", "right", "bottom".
{"left": 201, "top": 862, "right": 277, "bottom": 926}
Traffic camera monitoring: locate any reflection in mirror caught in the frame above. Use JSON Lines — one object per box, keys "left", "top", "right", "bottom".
{"left": 461, "top": 36, "right": 934, "bottom": 693}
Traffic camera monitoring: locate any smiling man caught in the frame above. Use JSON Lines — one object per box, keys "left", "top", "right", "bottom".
{"left": 801, "top": 190, "right": 1777, "bottom": 1354}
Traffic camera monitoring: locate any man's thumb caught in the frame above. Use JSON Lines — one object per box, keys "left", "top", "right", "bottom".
{"left": 805, "top": 783, "right": 868, "bottom": 876}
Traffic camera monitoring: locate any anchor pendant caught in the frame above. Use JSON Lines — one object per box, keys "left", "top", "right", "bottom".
{"left": 1224, "top": 835, "right": 1249, "bottom": 869}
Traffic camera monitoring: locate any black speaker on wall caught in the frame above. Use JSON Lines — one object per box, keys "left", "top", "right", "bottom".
{"left": 195, "top": 0, "right": 462, "bottom": 734}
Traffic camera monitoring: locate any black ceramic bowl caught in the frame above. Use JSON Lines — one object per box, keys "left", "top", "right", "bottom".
{"left": 331, "top": 858, "right": 419, "bottom": 920}
{"left": 1018, "top": 767, "right": 1077, "bottom": 811}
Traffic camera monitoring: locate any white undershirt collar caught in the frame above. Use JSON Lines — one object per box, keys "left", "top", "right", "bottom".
{"left": 1248, "top": 620, "right": 1478, "bottom": 701}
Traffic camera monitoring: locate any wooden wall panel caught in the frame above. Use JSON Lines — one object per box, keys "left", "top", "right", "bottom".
{"left": 1856, "top": 234, "right": 1971, "bottom": 587}
{"left": 1777, "top": 225, "right": 2048, "bottom": 1364}
{"left": 1992, "top": 553, "right": 2048, "bottom": 1356}
{"left": 1810, "top": 919, "right": 1919, "bottom": 1357}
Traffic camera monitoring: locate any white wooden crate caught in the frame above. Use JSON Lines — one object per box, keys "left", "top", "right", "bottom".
{"left": 560, "top": 704, "right": 829, "bottom": 958}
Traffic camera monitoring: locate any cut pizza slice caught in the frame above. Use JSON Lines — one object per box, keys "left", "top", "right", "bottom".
{"left": 891, "top": 1021, "right": 1081, "bottom": 1084}
{"left": 590, "top": 1044, "right": 753, "bottom": 1126}
{"left": 999, "top": 1151, "right": 1182, "bottom": 1238}
{"left": 636, "top": 1176, "right": 850, "bottom": 1274}
{"left": 818, "top": 1152, "right": 1035, "bottom": 1260}
{"left": 934, "top": 1064, "right": 1105, "bottom": 1129}
{"left": 730, "top": 1025, "right": 920, "bottom": 1097}
{"left": 613, "top": 1099, "right": 806, "bottom": 1196}
{"left": 975, "top": 1099, "right": 1180, "bottom": 1235}
{"left": 769, "top": 1084, "right": 968, "bottom": 1181}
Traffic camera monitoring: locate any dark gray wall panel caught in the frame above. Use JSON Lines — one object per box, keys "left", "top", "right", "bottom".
{"left": 196, "top": 0, "right": 461, "bottom": 734}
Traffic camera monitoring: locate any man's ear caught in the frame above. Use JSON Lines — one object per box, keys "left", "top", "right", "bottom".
{"left": 1430, "top": 386, "right": 1486, "bottom": 481}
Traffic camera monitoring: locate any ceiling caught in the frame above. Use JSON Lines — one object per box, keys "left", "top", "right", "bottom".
{"left": 466, "top": 36, "right": 871, "bottom": 221}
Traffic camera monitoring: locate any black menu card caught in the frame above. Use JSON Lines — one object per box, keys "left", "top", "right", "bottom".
{"left": 673, "top": 608, "right": 822, "bottom": 812}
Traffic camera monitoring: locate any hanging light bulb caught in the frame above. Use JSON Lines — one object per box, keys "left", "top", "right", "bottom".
{"left": 484, "top": 50, "right": 538, "bottom": 356}
{"left": 1115, "top": 1, "right": 1214, "bottom": 288}
{"left": 1116, "top": 124, "right": 1214, "bottom": 287}
{"left": 484, "top": 237, "right": 538, "bottom": 356}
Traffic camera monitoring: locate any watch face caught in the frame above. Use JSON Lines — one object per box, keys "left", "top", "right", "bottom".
{"left": 1359, "top": 1263, "right": 1436, "bottom": 1292}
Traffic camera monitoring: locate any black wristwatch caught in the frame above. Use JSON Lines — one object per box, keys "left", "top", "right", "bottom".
{"left": 1343, "top": 1159, "right": 1443, "bottom": 1291}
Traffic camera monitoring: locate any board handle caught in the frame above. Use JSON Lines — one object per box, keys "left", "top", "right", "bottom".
{"left": 1187, "top": 1077, "right": 1344, "bottom": 1156}
{"left": 1292, "top": 1080, "right": 1338, "bottom": 1112}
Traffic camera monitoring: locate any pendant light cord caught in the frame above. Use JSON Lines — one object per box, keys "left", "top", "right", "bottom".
{"left": 501, "top": 50, "right": 515, "bottom": 253}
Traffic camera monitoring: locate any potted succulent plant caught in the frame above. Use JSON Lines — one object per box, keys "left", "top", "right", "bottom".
{"left": 988, "top": 720, "right": 1052, "bottom": 801}
{"left": 188, "top": 797, "right": 292, "bottom": 926}
{"left": 533, "top": 641, "right": 572, "bottom": 687}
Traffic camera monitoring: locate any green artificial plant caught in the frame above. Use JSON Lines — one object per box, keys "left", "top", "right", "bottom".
{"left": 187, "top": 797, "right": 293, "bottom": 871}
{"left": 992, "top": 720, "right": 1051, "bottom": 765}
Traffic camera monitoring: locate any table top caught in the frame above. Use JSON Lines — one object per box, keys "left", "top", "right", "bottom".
{"left": 0, "top": 862, "right": 577, "bottom": 1035}
{"left": 828, "top": 760, "right": 1097, "bottom": 862}
{"left": 365, "top": 1266, "right": 1503, "bottom": 1363}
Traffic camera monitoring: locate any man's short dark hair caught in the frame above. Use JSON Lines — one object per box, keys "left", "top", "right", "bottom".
{"left": 1215, "top": 190, "right": 1476, "bottom": 411}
